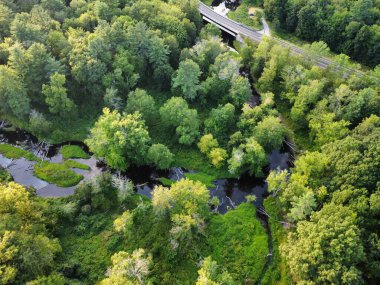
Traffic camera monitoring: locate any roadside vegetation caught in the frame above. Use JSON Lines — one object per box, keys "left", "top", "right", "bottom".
{"left": 228, "top": 0, "right": 264, "bottom": 30}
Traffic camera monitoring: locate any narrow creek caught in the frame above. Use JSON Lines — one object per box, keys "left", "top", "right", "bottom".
{"left": 0, "top": 126, "right": 292, "bottom": 283}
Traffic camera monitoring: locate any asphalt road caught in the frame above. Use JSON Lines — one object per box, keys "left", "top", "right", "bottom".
{"left": 199, "top": 2, "right": 362, "bottom": 74}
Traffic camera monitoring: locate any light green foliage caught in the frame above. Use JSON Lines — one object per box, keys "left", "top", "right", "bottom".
{"left": 34, "top": 161, "right": 83, "bottom": 187}
{"left": 0, "top": 231, "right": 17, "bottom": 285}
{"left": 228, "top": 137, "right": 267, "bottom": 176}
{"left": 26, "top": 273, "right": 66, "bottom": 285}
{"left": 184, "top": 172, "right": 216, "bottom": 188}
{"left": 0, "top": 182, "right": 61, "bottom": 284}
{"left": 63, "top": 160, "right": 90, "bottom": 170}
{"left": 42, "top": 73, "right": 75, "bottom": 117}
{"left": 229, "top": 75, "right": 252, "bottom": 107}
{"left": 114, "top": 210, "right": 134, "bottom": 234}
{"left": 0, "top": 144, "right": 39, "bottom": 161}
{"left": 254, "top": 116, "right": 287, "bottom": 152}
{"left": 309, "top": 112, "right": 350, "bottom": 147}
{"left": 245, "top": 194, "right": 257, "bottom": 203}
{"left": 267, "top": 169, "right": 289, "bottom": 196}
{"left": 196, "top": 256, "right": 235, "bottom": 285}
{"left": 205, "top": 203, "right": 269, "bottom": 283}
{"left": 172, "top": 59, "right": 201, "bottom": 100}
{"left": 86, "top": 108, "right": 151, "bottom": 170}
{"left": 60, "top": 145, "right": 90, "bottom": 159}
{"left": 147, "top": 144, "right": 174, "bottom": 169}
{"left": 281, "top": 204, "right": 365, "bottom": 284}
{"left": 197, "top": 134, "right": 226, "bottom": 168}
{"left": 288, "top": 191, "right": 317, "bottom": 221}
{"left": 152, "top": 179, "right": 210, "bottom": 251}
{"left": 125, "top": 89, "right": 156, "bottom": 125}
{"left": 99, "top": 249, "right": 152, "bottom": 285}
{"left": 159, "top": 97, "right": 200, "bottom": 145}
{"left": 208, "top": 148, "right": 228, "bottom": 168}
{"left": 198, "top": 134, "right": 219, "bottom": 154}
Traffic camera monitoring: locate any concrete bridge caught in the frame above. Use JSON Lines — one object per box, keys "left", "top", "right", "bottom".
{"left": 198, "top": 1, "right": 364, "bottom": 75}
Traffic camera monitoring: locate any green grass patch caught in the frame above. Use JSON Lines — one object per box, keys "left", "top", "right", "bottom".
{"left": 0, "top": 143, "right": 40, "bottom": 161}
{"left": 34, "top": 161, "right": 83, "bottom": 187}
{"left": 60, "top": 145, "right": 90, "bottom": 159}
{"left": 174, "top": 147, "right": 232, "bottom": 179}
{"left": 63, "top": 160, "right": 90, "bottom": 170}
{"left": 204, "top": 203, "right": 269, "bottom": 283}
{"left": 261, "top": 197, "right": 291, "bottom": 285}
{"left": 228, "top": 2, "right": 263, "bottom": 31}
{"left": 184, "top": 172, "right": 216, "bottom": 188}
{"left": 157, "top": 177, "right": 175, "bottom": 186}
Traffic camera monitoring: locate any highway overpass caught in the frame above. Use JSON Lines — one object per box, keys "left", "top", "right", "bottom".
{"left": 198, "top": 1, "right": 362, "bottom": 74}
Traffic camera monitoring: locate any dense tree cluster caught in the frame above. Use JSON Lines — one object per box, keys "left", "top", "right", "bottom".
{"left": 240, "top": 34, "right": 380, "bottom": 284}
{"left": 264, "top": 0, "right": 380, "bottom": 66}
{"left": 0, "top": 0, "right": 201, "bottom": 142}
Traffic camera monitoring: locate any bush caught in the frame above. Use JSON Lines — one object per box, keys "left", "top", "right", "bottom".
{"left": 34, "top": 161, "right": 83, "bottom": 187}
{"left": 147, "top": 144, "right": 174, "bottom": 169}
{"left": 60, "top": 145, "right": 90, "bottom": 159}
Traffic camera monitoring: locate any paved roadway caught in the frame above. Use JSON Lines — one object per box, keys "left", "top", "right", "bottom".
{"left": 199, "top": 2, "right": 362, "bottom": 74}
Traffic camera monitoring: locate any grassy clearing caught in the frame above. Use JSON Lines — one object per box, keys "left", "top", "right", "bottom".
{"left": 0, "top": 143, "right": 40, "bottom": 161}
{"left": 228, "top": 2, "right": 263, "bottom": 31}
{"left": 157, "top": 177, "right": 175, "bottom": 186}
{"left": 262, "top": 197, "right": 291, "bottom": 285}
{"left": 184, "top": 172, "right": 216, "bottom": 188}
{"left": 205, "top": 203, "right": 269, "bottom": 283}
{"left": 63, "top": 160, "right": 90, "bottom": 170}
{"left": 60, "top": 145, "right": 90, "bottom": 159}
{"left": 34, "top": 161, "right": 83, "bottom": 187}
{"left": 174, "top": 147, "right": 232, "bottom": 179}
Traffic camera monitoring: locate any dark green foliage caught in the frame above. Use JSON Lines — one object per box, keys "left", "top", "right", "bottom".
{"left": 264, "top": 0, "right": 380, "bottom": 66}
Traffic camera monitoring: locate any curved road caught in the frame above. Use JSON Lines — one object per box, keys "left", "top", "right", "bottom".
{"left": 199, "top": 2, "right": 362, "bottom": 74}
